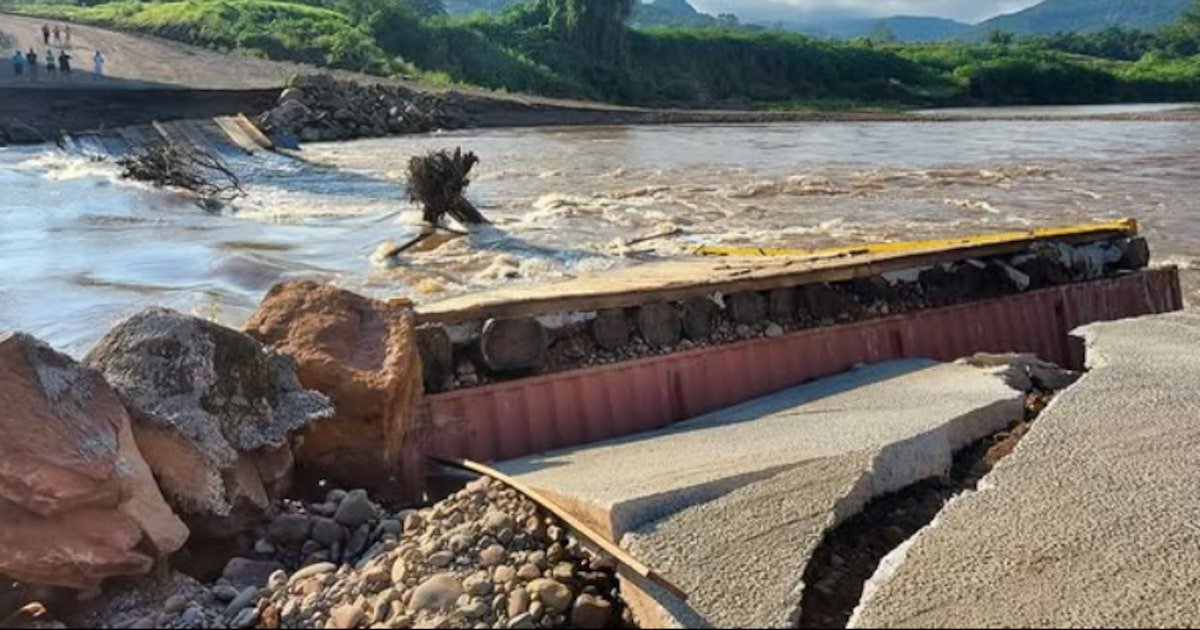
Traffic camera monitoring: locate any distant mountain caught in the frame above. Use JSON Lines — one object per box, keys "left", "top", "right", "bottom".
{"left": 445, "top": 0, "right": 731, "bottom": 29}
{"left": 798, "top": 16, "right": 969, "bottom": 41}
{"left": 631, "top": 0, "right": 720, "bottom": 28}
{"left": 444, "top": 0, "right": 521, "bottom": 15}
{"left": 967, "top": 0, "right": 1192, "bottom": 38}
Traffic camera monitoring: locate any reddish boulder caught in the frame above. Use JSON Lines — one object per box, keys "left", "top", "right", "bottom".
{"left": 243, "top": 281, "right": 424, "bottom": 491}
{"left": 0, "top": 332, "right": 187, "bottom": 593}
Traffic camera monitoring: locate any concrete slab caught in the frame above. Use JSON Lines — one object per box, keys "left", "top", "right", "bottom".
{"left": 496, "top": 358, "right": 1030, "bottom": 627}
{"left": 851, "top": 311, "right": 1200, "bottom": 628}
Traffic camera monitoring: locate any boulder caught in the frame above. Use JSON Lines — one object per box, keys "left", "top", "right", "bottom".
{"left": 242, "top": 281, "right": 424, "bottom": 491}
{"left": 0, "top": 332, "right": 187, "bottom": 592}
{"left": 85, "top": 308, "right": 333, "bottom": 537}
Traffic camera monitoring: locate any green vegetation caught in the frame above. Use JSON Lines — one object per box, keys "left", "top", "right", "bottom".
{"left": 5, "top": 0, "right": 1200, "bottom": 108}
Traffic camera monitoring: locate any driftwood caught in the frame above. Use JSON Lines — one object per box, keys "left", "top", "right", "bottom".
{"left": 406, "top": 148, "right": 487, "bottom": 227}
{"left": 116, "top": 145, "right": 245, "bottom": 209}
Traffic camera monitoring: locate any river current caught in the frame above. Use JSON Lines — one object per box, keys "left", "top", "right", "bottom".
{"left": 2, "top": 112, "right": 1197, "bottom": 354}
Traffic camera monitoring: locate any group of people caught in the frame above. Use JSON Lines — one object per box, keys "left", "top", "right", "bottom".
{"left": 8, "top": 23, "right": 105, "bottom": 81}
{"left": 41, "top": 23, "right": 71, "bottom": 46}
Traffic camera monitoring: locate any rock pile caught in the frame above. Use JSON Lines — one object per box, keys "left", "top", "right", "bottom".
{"left": 76, "top": 477, "right": 633, "bottom": 629}
{"left": 257, "top": 75, "right": 469, "bottom": 144}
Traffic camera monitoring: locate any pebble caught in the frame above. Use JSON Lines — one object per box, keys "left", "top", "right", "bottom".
{"left": 269, "top": 513, "right": 314, "bottom": 546}
{"left": 458, "top": 600, "right": 489, "bottom": 619}
{"left": 213, "top": 584, "right": 240, "bottom": 602}
{"left": 507, "top": 612, "right": 535, "bottom": 629}
{"left": 516, "top": 564, "right": 542, "bottom": 581}
{"left": 493, "top": 565, "right": 516, "bottom": 584}
{"left": 230, "top": 607, "right": 259, "bottom": 630}
{"left": 463, "top": 572, "right": 492, "bottom": 596}
{"left": 312, "top": 517, "right": 346, "bottom": 547}
{"left": 429, "top": 550, "right": 455, "bottom": 567}
{"left": 390, "top": 557, "right": 407, "bottom": 584}
{"left": 409, "top": 574, "right": 463, "bottom": 612}
{"left": 181, "top": 606, "right": 205, "bottom": 628}
{"left": 551, "top": 562, "right": 574, "bottom": 581}
{"left": 164, "top": 594, "right": 189, "bottom": 614}
{"left": 765, "top": 322, "right": 784, "bottom": 338}
{"left": 527, "top": 579, "right": 572, "bottom": 614}
{"left": 255, "top": 539, "right": 277, "bottom": 556}
{"left": 335, "top": 489, "right": 377, "bottom": 528}
{"left": 330, "top": 603, "right": 365, "bottom": 628}
{"left": 479, "top": 544, "right": 507, "bottom": 568}
{"left": 290, "top": 562, "right": 338, "bottom": 585}
{"left": 570, "top": 594, "right": 612, "bottom": 629}
{"left": 507, "top": 589, "right": 530, "bottom": 617}
{"left": 223, "top": 586, "right": 260, "bottom": 618}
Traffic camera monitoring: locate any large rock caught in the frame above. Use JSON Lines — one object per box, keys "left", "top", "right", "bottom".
{"left": 85, "top": 308, "right": 333, "bottom": 537}
{"left": 0, "top": 332, "right": 188, "bottom": 592}
{"left": 242, "top": 281, "right": 424, "bottom": 491}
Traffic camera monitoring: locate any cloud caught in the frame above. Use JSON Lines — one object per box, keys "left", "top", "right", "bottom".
{"left": 688, "top": 0, "right": 1042, "bottom": 24}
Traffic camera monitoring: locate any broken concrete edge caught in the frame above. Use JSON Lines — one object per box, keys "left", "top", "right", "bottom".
{"left": 417, "top": 237, "right": 1149, "bottom": 393}
{"left": 517, "top": 358, "right": 1041, "bottom": 628}
{"left": 844, "top": 349, "right": 1096, "bottom": 629}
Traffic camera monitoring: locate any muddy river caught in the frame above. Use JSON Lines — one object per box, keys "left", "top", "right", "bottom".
{"left": 2, "top": 111, "right": 1197, "bottom": 354}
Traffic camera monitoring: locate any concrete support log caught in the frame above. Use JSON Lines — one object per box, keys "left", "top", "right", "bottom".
{"left": 1119, "top": 237, "right": 1151, "bottom": 270}
{"left": 727, "top": 291, "right": 767, "bottom": 325}
{"left": 480, "top": 318, "right": 547, "bottom": 372}
{"left": 416, "top": 324, "right": 453, "bottom": 393}
{"left": 682, "top": 299, "right": 719, "bottom": 341}
{"left": 636, "top": 303, "right": 682, "bottom": 347}
{"left": 593, "top": 309, "right": 631, "bottom": 351}
{"left": 768, "top": 288, "right": 796, "bottom": 323}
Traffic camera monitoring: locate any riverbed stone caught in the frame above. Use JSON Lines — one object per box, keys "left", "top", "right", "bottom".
{"left": 681, "top": 298, "right": 719, "bottom": 340}
{"left": 526, "top": 579, "right": 572, "bottom": 614}
{"left": 635, "top": 302, "right": 682, "bottom": 347}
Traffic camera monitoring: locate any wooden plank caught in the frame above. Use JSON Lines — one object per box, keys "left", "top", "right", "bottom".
{"left": 235, "top": 113, "right": 275, "bottom": 150}
{"left": 416, "top": 221, "right": 1138, "bottom": 325}
{"left": 428, "top": 455, "right": 690, "bottom": 603}
{"left": 213, "top": 116, "right": 259, "bottom": 155}
{"left": 691, "top": 218, "right": 1138, "bottom": 257}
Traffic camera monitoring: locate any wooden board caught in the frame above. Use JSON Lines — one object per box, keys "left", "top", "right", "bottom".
{"left": 428, "top": 456, "right": 690, "bottom": 603}
{"left": 416, "top": 221, "right": 1138, "bottom": 325}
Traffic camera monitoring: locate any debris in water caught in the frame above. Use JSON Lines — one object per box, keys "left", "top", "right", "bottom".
{"left": 406, "top": 148, "right": 487, "bottom": 227}
{"left": 116, "top": 146, "right": 244, "bottom": 210}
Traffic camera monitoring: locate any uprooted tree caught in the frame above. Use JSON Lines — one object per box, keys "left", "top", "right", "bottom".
{"left": 405, "top": 148, "right": 487, "bottom": 227}
{"left": 116, "top": 145, "right": 245, "bottom": 210}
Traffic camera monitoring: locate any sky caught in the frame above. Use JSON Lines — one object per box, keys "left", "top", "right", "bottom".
{"left": 688, "top": 0, "right": 1044, "bottom": 24}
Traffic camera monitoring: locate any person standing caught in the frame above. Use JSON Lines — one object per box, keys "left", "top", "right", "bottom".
{"left": 53, "top": 25, "right": 61, "bottom": 44}
{"left": 26, "top": 48, "right": 38, "bottom": 81}
{"left": 65, "top": 25, "right": 72, "bottom": 46}
{"left": 45, "top": 49, "right": 57, "bottom": 78}
{"left": 12, "top": 50, "right": 25, "bottom": 77}
{"left": 42, "top": 25, "right": 50, "bottom": 45}
{"left": 92, "top": 49, "right": 104, "bottom": 80}
{"left": 58, "top": 50, "right": 72, "bottom": 77}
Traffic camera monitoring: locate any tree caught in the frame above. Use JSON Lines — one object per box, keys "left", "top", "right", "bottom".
{"left": 400, "top": 0, "right": 446, "bottom": 17}
{"left": 987, "top": 30, "right": 1015, "bottom": 46}
{"left": 1162, "top": 0, "right": 1200, "bottom": 56}
{"left": 528, "top": 0, "right": 636, "bottom": 62}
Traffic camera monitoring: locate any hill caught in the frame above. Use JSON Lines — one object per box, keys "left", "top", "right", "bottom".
{"left": 968, "top": 0, "right": 1192, "bottom": 37}
{"left": 802, "top": 16, "right": 969, "bottom": 41}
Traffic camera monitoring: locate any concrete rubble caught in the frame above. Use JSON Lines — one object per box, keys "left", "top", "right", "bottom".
{"left": 497, "top": 356, "right": 1065, "bottom": 627}
{"left": 851, "top": 310, "right": 1200, "bottom": 628}
{"left": 85, "top": 308, "right": 335, "bottom": 537}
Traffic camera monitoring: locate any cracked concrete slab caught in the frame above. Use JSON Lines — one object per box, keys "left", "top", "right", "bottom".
{"left": 496, "top": 358, "right": 1030, "bottom": 627}
{"left": 851, "top": 311, "right": 1200, "bottom": 628}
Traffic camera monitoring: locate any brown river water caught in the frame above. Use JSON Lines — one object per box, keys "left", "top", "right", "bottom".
{"left": 2, "top": 109, "right": 1197, "bottom": 355}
